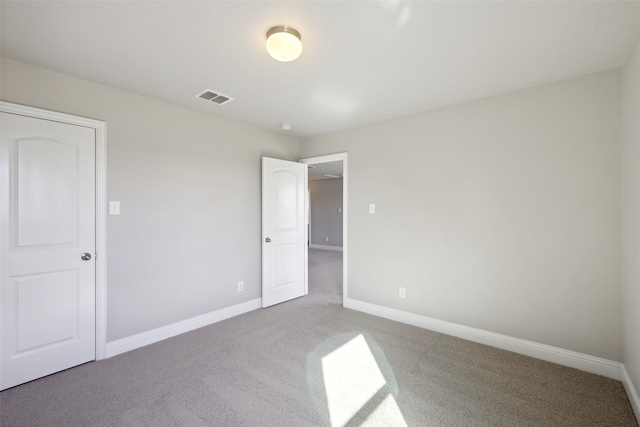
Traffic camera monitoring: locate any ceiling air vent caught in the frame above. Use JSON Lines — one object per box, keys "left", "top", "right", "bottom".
{"left": 195, "top": 89, "right": 234, "bottom": 105}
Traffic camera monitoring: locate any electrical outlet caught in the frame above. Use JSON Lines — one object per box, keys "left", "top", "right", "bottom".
{"left": 237, "top": 281, "right": 244, "bottom": 292}
{"left": 325, "top": 237, "right": 329, "bottom": 242}
{"left": 399, "top": 287, "right": 406, "bottom": 299}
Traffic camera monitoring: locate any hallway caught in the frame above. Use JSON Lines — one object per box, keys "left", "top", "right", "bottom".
{"left": 308, "top": 248, "right": 343, "bottom": 304}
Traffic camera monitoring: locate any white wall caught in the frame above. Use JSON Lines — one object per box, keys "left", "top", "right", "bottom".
{"left": 0, "top": 58, "right": 300, "bottom": 341}
{"left": 309, "top": 178, "right": 343, "bottom": 247}
{"left": 622, "top": 36, "right": 640, "bottom": 391}
{"left": 1, "top": 56, "right": 629, "bottom": 365}
{"left": 301, "top": 69, "right": 622, "bottom": 361}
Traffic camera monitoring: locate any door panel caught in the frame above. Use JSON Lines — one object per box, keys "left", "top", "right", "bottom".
{"left": 1, "top": 112, "right": 96, "bottom": 390}
{"left": 15, "top": 270, "right": 79, "bottom": 353}
{"left": 274, "top": 170, "right": 299, "bottom": 231}
{"left": 262, "top": 158, "right": 307, "bottom": 308}
{"left": 272, "top": 243, "right": 298, "bottom": 288}
{"left": 16, "top": 138, "right": 79, "bottom": 247}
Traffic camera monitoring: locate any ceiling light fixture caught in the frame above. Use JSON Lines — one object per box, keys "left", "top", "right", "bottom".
{"left": 266, "top": 26, "right": 302, "bottom": 62}
{"left": 280, "top": 123, "right": 292, "bottom": 131}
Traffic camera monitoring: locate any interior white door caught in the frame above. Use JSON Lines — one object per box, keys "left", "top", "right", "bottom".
{"left": 1, "top": 112, "right": 96, "bottom": 390}
{"left": 262, "top": 157, "right": 307, "bottom": 308}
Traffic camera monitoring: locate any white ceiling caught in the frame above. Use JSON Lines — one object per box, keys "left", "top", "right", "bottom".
{"left": 308, "top": 161, "right": 343, "bottom": 180}
{"left": 2, "top": 1, "right": 639, "bottom": 139}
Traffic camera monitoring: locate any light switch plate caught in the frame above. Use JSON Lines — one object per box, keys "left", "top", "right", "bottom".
{"left": 369, "top": 203, "right": 376, "bottom": 214}
{"left": 109, "top": 201, "right": 120, "bottom": 215}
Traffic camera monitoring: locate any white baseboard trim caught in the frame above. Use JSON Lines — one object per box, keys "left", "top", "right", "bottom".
{"left": 622, "top": 365, "right": 640, "bottom": 421}
{"left": 309, "top": 244, "right": 343, "bottom": 251}
{"left": 344, "top": 297, "right": 622, "bottom": 380}
{"left": 105, "top": 298, "right": 262, "bottom": 358}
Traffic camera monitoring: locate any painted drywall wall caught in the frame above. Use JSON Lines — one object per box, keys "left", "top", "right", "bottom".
{"left": 622, "top": 36, "right": 640, "bottom": 392}
{"left": 301, "top": 69, "right": 622, "bottom": 361}
{"left": 309, "top": 178, "right": 343, "bottom": 247}
{"left": 0, "top": 58, "right": 300, "bottom": 342}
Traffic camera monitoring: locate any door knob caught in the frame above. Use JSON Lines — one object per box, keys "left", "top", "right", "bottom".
{"left": 81, "top": 253, "right": 92, "bottom": 261}
{"left": 265, "top": 237, "right": 271, "bottom": 243}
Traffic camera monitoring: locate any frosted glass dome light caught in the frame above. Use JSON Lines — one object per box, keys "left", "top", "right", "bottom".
{"left": 266, "top": 26, "right": 302, "bottom": 62}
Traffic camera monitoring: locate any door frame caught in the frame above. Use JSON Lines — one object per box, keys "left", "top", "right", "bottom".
{"left": 0, "top": 101, "right": 108, "bottom": 376}
{"left": 299, "top": 152, "right": 348, "bottom": 307}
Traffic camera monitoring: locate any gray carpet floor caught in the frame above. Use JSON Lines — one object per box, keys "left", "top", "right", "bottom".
{"left": 0, "top": 248, "right": 637, "bottom": 426}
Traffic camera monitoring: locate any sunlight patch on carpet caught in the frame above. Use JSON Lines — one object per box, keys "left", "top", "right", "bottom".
{"left": 321, "top": 334, "right": 407, "bottom": 426}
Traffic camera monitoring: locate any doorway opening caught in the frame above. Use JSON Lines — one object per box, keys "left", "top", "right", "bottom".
{"left": 300, "top": 153, "right": 348, "bottom": 307}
